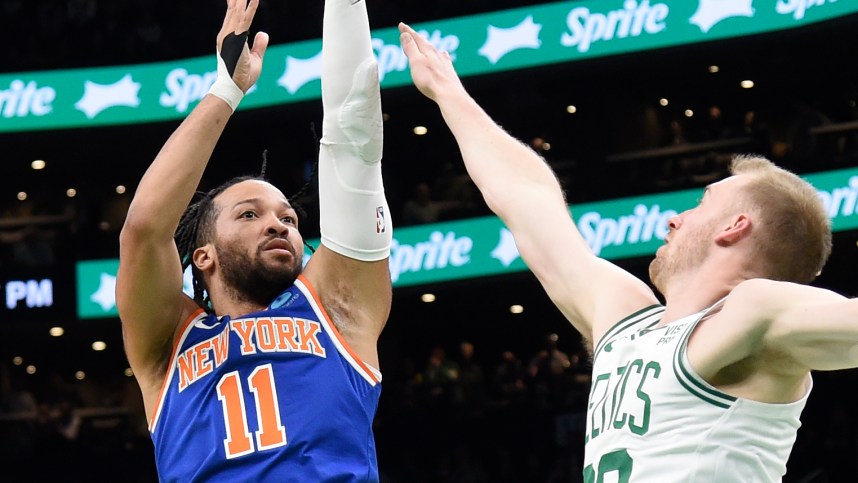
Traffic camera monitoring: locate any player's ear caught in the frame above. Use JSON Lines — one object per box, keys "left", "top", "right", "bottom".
{"left": 715, "top": 213, "right": 751, "bottom": 246}
{"left": 193, "top": 244, "right": 216, "bottom": 272}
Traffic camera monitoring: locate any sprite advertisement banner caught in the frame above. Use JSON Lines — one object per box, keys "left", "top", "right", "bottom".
{"left": 3, "top": 0, "right": 856, "bottom": 133}
{"left": 76, "top": 165, "right": 858, "bottom": 319}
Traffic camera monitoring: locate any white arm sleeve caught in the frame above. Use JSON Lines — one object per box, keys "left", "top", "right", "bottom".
{"left": 318, "top": 0, "right": 391, "bottom": 261}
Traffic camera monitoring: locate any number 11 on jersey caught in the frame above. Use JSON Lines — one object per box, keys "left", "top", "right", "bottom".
{"left": 216, "top": 363, "right": 288, "bottom": 459}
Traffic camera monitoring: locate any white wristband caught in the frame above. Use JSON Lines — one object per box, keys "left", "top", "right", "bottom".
{"left": 207, "top": 49, "right": 244, "bottom": 111}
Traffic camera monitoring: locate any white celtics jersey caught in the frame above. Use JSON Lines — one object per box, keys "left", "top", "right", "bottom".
{"left": 583, "top": 303, "right": 811, "bottom": 482}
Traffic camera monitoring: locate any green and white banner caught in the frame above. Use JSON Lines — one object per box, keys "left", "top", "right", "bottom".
{"left": 76, "top": 165, "right": 858, "bottom": 319}
{"left": 3, "top": 0, "right": 856, "bottom": 133}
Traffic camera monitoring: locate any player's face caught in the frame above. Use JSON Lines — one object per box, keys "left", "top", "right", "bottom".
{"left": 650, "top": 176, "right": 747, "bottom": 291}
{"left": 211, "top": 180, "right": 305, "bottom": 306}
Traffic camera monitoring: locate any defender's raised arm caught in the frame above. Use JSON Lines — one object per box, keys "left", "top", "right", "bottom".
{"left": 399, "top": 23, "right": 656, "bottom": 345}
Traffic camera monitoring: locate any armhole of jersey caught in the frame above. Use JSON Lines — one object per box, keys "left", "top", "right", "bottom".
{"left": 148, "top": 308, "right": 207, "bottom": 432}
{"left": 673, "top": 308, "right": 738, "bottom": 410}
{"left": 675, "top": 296, "right": 812, "bottom": 411}
{"left": 296, "top": 274, "right": 381, "bottom": 386}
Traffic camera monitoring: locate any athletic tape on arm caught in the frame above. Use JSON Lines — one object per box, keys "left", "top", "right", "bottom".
{"left": 318, "top": 0, "right": 391, "bottom": 261}
{"left": 207, "top": 31, "right": 248, "bottom": 111}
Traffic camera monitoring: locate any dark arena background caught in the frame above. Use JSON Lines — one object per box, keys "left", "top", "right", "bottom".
{"left": 1, "top": 1, "right": 858, "bottom": 481}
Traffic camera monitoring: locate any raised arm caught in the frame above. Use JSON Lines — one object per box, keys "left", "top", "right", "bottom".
{"left": 685, "top": 278, "right": 858, "bottom": 403}
{"left": 746, "top": 279, "right": 858, "bottom": 372}
{"left": 301, "top": 0, "right": 392, "bottom": 367}
{"left": 117, "top": 0, "right": 268, "bottom": 391}
{"left": 398, "top": 23, "right": 657, "bottom": 343}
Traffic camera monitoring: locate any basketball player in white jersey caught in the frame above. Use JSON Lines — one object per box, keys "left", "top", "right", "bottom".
{"left": 398, "top": 22, "right": 857, "bottom": 482}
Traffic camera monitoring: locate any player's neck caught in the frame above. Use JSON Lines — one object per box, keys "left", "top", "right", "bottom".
{"left": 207, "top": 283, "right": 267, "bottom": 319}
{"left": 659, "top": 262, "right": 746, "bottom": 326}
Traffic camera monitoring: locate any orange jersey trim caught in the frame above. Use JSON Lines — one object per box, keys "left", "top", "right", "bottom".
{"left": 297, "top": 274, "right": 380, "bottom": 384}
{"left": 148, "top": 307, "right": 206, "bottom": 431}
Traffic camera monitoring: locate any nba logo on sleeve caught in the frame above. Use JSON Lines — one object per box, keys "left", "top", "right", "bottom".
{"left": 376, "top": 206, "right": 386, "bottom": 234}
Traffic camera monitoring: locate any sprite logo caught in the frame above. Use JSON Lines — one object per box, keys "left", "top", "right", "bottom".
{"left": 390, "top": 231, "right": 473, "bottom": 283}
{"left": 561, "top": 0, "right": 670, "bottom": 53}
{"left": 372, "top": 30, "right": 459, "bottom": 81}
{"left": 0, "top": 79, "right": 55, "bottom": 118}
{"left": 817, "top": 175, "right": 858, "bottom": 220}
{"left": 777, "top": 0, "right": 837, "bottom": 21}
{"left": 160, "top": 68, "right": 218, "bottom": 113}
{"left": 578, "top": 204, "right": 675, "bottom": 256}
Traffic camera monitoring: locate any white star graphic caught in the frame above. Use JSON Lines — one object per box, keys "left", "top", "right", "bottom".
{"left": 277, "top": 51, "right": 323, "bottom": 94}
{"left": 478, "top": 16, "right": 543, "bottom": 65}
{"left": 182, "top": 265, "right": 195, "bottom": 298}
{"left": 690, "top": 0, "right": 754, "bottom": 33}
{"left": 90, "top": 272, "right": 117, "bottom": 312}
{"left": 75, "top": 74, "right": 141, "bottom": 119}
{"left": 491, "top": 228, "right": 521, "bottom": 267}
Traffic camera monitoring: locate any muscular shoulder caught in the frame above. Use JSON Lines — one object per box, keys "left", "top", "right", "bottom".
{"left": 708, "top": 279, "right": 797, "bottom": 344}
{"left": 693, "top": 279, "right": 842, "bottom": 373}
{"left": 721, "top": 279, "right": 781, "bottom": 320}
{"left": 724, "top": 278, "right": 843, "bottom": 322}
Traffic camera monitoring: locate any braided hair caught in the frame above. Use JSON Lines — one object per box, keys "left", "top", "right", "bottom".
{"left": 174, "top": 150, "right": 319, "bottom": 314}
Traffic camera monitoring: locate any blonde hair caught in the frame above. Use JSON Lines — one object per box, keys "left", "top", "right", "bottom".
{"left": 730, "top": 155, "right": 832, "bottom": 283}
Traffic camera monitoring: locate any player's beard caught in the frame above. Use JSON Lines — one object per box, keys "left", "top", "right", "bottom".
{"left": 217, "top": 237, "right": 302, "bottom": 309}
{"left": 649, "top": 219, "right": 716, "bottom": 295}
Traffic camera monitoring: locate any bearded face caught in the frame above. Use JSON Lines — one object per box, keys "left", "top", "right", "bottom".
{"left": 216, "top": 235, "right": 303, "bottom": 309}
{"left": 649, "top": 217, "right": 718, "bottom": 294}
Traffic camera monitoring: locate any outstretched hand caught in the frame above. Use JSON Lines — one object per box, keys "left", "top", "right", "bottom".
{"left": 217, "top": 0, "right": 269, "bottom": 93}
{"left": 399, "top": 22, "right": 466, "bottom": 103}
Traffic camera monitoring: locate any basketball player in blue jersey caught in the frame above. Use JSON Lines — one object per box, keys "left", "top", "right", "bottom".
{"left": 399, "top": 22, "right": 858, "bottom": 482}
{"left": 116, "top": 0, "right": 391, "bottom": 481}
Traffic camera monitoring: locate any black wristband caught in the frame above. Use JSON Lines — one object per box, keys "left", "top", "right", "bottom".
{"left": 220, "top": 31, "right": 249, "bottom": 77}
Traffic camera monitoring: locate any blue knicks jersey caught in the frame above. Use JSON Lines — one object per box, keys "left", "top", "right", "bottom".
{"left": 149, "top": 275, "right": 382, "bottom": 482}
